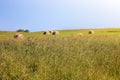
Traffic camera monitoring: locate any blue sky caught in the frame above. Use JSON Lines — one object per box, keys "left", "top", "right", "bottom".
{"left": 0, "top": 0, "right": 120, "bottom": 31}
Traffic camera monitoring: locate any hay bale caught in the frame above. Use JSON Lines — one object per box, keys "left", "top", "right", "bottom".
{"left": 52, "top": 31, "right": 60, "bottom": 35}
{"left": 43, "top": 31, "right": 50, "bottom": 35}
{"left": 14, "top": 33, "right": 25, "bottom": 40}
{"left": 88, "top": 30, "right": 95, "bottom": 34}
{"left": 49, "top": 30, "right": 54, "bottom": 33}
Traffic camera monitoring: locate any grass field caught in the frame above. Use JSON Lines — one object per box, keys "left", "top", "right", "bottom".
{"left": 0, "top": 28, "right": 120, "bottom": 80}
{"left": 1, "top": 28, "right": 120, "bottom": 39}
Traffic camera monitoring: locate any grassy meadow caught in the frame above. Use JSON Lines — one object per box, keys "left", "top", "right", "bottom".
{"left": 0, "top": 28, "right": 120, "bottom": 80}
{"left": 1, "top": 28, "right": 120, "bottom": 39}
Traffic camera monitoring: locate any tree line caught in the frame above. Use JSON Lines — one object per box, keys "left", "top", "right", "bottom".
{"left": 16, "top": 29, "right": 30, "bottom": 32}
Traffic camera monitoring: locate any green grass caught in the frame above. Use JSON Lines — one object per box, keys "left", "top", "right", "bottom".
{"left": 0, "top": 34, "right": 120, "bottom": 80}
{"left": 1, "top": 28, "right": 120, "bottom": 39}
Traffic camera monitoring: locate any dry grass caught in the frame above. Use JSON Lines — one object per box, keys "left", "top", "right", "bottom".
{"left": 0, "top": 34, "right": 120, "bottom": 80}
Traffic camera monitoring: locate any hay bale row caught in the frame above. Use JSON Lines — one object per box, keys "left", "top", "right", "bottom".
{"left": 43, "top": 30, "right": 60, "bottom": 35}
{"left": 13, "top": 30, "right": 94, "bottom": 40}
{"left": 43, "top": 31, "right": 50, "bottom": 35}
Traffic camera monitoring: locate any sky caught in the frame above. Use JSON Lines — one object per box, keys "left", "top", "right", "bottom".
{"left": 0, "top": 0, "right": 120, "bottom": 32}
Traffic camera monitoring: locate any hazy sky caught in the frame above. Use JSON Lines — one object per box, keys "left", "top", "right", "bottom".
{"left": 0, "top": 0, "right": 120, "bottom": 31}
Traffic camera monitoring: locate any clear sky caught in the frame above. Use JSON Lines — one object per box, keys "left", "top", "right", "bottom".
{"left": 0, "top": 0, "right": 120, "bottom": 32}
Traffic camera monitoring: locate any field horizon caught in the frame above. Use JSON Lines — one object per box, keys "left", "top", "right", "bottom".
{"left": 1, "top": 27, "right": 120, "bottom": 32}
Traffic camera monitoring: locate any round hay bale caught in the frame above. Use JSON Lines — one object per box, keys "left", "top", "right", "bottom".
{"left": 52, "top": 31, "right": 60, "bottom": 35}
{"left": 43, "top": 31, "right": 50, "bottom": 35}
{"left": 88, "top": 30, "right": 95, "bottom": 34}
{"left": 14, "top": 33, "right": 25, "bottom": 40}
{"left": 49, "top": 30, "right": 54, "bottom": 34}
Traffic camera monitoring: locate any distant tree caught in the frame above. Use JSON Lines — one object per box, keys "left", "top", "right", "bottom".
{"left": 24, "top": 29, "right": 30, "bottom": 32}
{"left": 16, "top": 29, "right": 24, "bottom": 32}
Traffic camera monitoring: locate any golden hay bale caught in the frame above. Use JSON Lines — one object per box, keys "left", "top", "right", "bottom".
{"left": 88, "top": 30, "right": 95, "bottom": 34}
{"left": 43, "top": 31, "right": 50, "bottom": 35}
{"left": 52, "top": 31, "right": 60, "bottom": 35}
{"left": 14, "top": 33, "right": 25, "bottom": 40}
{"left": 49, "top": 30, "right": 54, "bottom": 33}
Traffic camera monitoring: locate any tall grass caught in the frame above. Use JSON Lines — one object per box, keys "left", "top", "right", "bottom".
{"left": 0, "top": 35, "right": 120, "bottom": 80}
